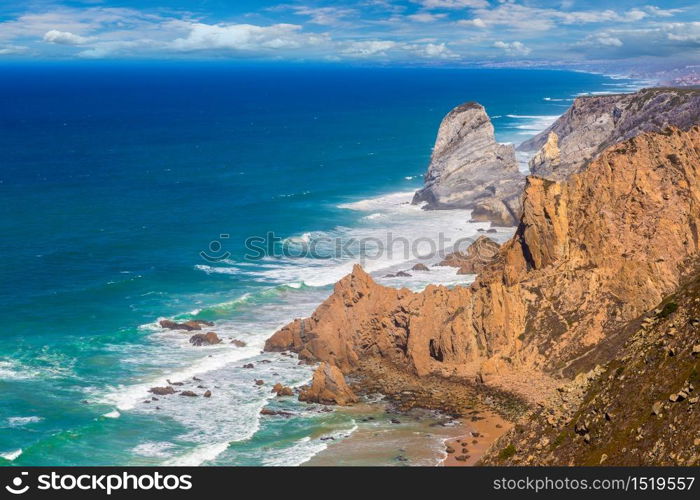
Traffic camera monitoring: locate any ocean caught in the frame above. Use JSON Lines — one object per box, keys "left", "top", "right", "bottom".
{"left": 0, "top": 64, "right": 641, "bottom": 466}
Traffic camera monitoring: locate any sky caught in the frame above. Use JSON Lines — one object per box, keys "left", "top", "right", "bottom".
{"left": 0, "top": 0, "right": 698, "bottom": 69}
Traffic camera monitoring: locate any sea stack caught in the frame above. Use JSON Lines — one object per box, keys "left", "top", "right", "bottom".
{"left": 412, "top": 102, "right": 524, "bottom": 226}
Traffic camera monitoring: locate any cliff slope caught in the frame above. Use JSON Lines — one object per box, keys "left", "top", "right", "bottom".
{"left": 267, "top": 126, "right": 700, "bottom": 403}
{"left": 520, "top": 87, "right": 700, "bottom": 179}
{"left": 481, "top": 270, "right": 700, "bottom": 466}
{"left": 412, "top": 102, "right": 524, "bottom": 226}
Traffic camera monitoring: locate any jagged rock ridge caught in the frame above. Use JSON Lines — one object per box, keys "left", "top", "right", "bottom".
{"left": 520, "top": 87, "right": 700, "bottom": 179}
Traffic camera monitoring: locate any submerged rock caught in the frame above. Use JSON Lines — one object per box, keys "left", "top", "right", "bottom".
{"left": 159, "top": 319, "right": 214, "bottom": 331}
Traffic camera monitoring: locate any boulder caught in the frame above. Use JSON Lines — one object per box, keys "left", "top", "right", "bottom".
{"left": 440, "top": 236, "right": 501, "bottom": 275}
{"left": 203, "top": 390, "right": 212, "bottom": 398}
{"left": 231, "top": 339, "right": 247, "bottom": 347}
{"left": 149, "top": 386, "right": 176, "bottom": 396}
{"left": 272, "top": 383, "right": 294, "bottom": 397}
{"left": 180, "top": 391, "right": 198, "bottom": 397}
{"left": 189, "top": 332, "right": 221, "bottom": 346}
{"left": 411, "top": 263, "right": 430, "bottom": 271}
{"left": 298, "top": 362, "right": 358, "bottom": 406}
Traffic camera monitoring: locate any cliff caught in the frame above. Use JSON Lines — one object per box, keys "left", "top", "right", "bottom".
{"left": 412, "top": 102, "right": 524, "bottom": 226}
{"left": 520, "top": 87, "right": 700, "bottom": 179}
{"left": 481, "top": 270, "right": 700, "bottom": 466}
{"left": 266, "top": 126, "right": 700, "bottom": 404}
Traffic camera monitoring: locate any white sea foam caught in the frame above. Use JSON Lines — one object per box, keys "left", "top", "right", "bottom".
{"left": 165, "top": 442, "right": 231, "bottom": 466}
{"left": 102, "top": 410, "right": 121, "bottom": 419}
{"left": 1, "top": 449, "right": 23, "bottom": 461}
{"left": 263, "top": 424, "right": 359, "bottom": 466}
{"left": 6, "top": 416, "right": 42, "bottom": 427}
{"left": 132, "top": 441, "right": 176, "bottom": 458}
{"left": 506, "top": 114, "right": 560, "bottom": 135}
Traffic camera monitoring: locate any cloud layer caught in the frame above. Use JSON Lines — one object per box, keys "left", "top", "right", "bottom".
{"left": 0, "top": 0, "right": 697, "bottom": 68}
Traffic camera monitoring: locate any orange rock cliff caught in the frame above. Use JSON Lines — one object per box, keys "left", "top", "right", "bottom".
{"left": 266, "top": 125, "right": 700, "bottom": 399}
{"left": 266, "top": 88, "right": 700, "bottom": 414}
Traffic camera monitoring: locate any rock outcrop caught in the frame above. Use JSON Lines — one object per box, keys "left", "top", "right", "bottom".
{"left": 521, "top": 87, "right": 700, "bottom": 179}
{"left": 439, "top": 236, "right": 501, "bottom": 274}
{"left": 159, "top": 319, "right": 213, "bottom": 331}
{"left": 267, "top": 126, "right": 700, "bottom": 401}
{"left": 412, "top": 102, "right": 524, "bottom": 226}
{"left": 298, "top": 362, "right": 358, "bottom": 405}
{"left": 189, "top": 332, "right": 221, "bottom": 346}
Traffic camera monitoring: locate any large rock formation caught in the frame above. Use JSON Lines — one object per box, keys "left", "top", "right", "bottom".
{"left": 412, "top": 102, "right": 524, "bottom": 226}
{"left": 520, "top": 87, "right": 700, "bottom": 179}
{"left": 267, "top": 126, "right": 700, "bottom": 400}
{"left": 298, "top": 362, "right": 358, "bottom": 406}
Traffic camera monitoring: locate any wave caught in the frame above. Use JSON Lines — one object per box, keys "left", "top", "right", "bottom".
{"left": 165, "top": 441, "right": 231, "bottom": 466}
{"left": 5, "top": 416, "right": 43, "bottom": 428}
{"left": 132, "top": 441, "right": 176, "bottom": 458}
{"left": 0, "top": 449, "right": 23, "bottom": 461}
{"left": 263, "top": 424, "right": 359, "bottom": 466}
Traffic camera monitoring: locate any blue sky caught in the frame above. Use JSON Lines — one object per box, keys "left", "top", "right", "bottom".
{"left": 0, "top": 0, "right": 698, "bottom": 68}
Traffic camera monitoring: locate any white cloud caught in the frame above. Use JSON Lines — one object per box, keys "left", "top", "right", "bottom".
{"left": 43, "top": 30, "right": 91, "bottom": 45}
{"left": 457, "top": 18, "right": 487, "bottom": 28}
{"left": 408, "top": 12, "right": 447, "bottom": 23}
{"left": 493, "top": 40, "right": 531, "bottom": 56}
{"left": 171, "top": 23, "right": 327, "bottom": 52}
{"left": 284, "top": 6, "right": 355, "bottom": 26}
{"left": 417, "top": 0, "right": 489, "bottom": 9}
{"left": 415, "top": 42, "right": 458, "bottom": 58}
{"left": 595, "top": 34, "right": 623, "bottom": 47}
{"left": 341, "top": 40, "right": 397, "bottom": 57}
{"left": 0, "top": 44, "right": 28, "bottom": 55}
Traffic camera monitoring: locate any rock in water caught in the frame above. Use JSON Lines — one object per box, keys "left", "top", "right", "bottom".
{"left": 439, "top": 235, "right": 500, "bottom": 275}
{"left": 412, "top": 102, "right": 524, "bottom": 226}
{"left": 149, "top": 386, "right": 176, "bottom": 396}
{"left": 189, "top": 332, "right": 221, "bottom": 346}
{"left": 159, "top": 319, "right": 213, "bottom": 331}
{"left": 298, "top": 362, "right": 358, "bottom": 406}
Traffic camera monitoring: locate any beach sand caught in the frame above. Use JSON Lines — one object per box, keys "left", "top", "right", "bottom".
{"left": 441, "top": 410, "right": 512, "bottom": 466}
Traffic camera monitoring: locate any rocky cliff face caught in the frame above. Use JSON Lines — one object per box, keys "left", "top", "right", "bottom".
{"left": 520, "top": 87, "right": 700, "bottom": 179}
{"left": 412, "top": 102, "right": 524, "bottom": 226}
{"left": 481, "top": 270, "right": 700, "bottom": 466}
{"left": 267, "top": 126, "right": 700, "bottom": 403}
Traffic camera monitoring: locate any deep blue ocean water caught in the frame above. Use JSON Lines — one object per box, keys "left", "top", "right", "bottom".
{"left": 0, "top": 64, "right": 640, "bottom": 465}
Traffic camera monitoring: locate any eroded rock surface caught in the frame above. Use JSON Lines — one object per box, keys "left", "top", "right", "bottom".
{"left": 412, "top": 102, "right": 524, "bottom": 226}
{"left": 521, "top": 87, "right": 700, "bottom": 179}
{"left": 439, "top": 236, "right": 501, "bottom": 275}
{"left": 298, "top": 362, "right": 358, "bottom": 406}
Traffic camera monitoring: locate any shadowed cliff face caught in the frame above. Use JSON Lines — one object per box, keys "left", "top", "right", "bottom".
{"left": 266, "top": 126, "right": 700, "bottom": 400}
{"left": 412, "top": 102, "right": 524, "bottom": 226}
{"left": 521, "top": 87, "right": 700, "bottom": 179}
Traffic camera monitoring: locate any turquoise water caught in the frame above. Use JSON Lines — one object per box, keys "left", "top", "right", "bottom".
{"left": 0, "top": 65, "right": 640, "bottom": 465}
